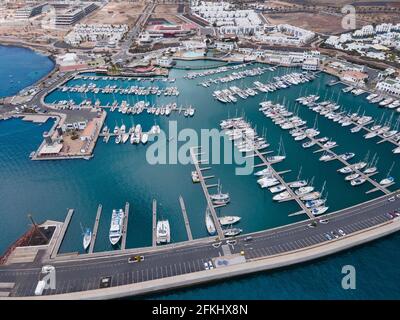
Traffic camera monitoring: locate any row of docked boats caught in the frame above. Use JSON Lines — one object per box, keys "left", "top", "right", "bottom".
{"left": 103, "top": 122, "right": 159, "bottom": 145}
{"left": 342, "top": 86, "right": 365, "bottom": 96}
{"left": 342, "top": 86, "right": 400, "bottom": 112}
{"left": 297, "top": 95, "right": 400, "bottom": 155}
{"left": 60, "top": 84, "right": 180, "bottom": 96}
{"left": 205, "top": 207, "right": 242, "bottom": 238}
{"left": 220, "top": 117, "right": 271, "bottom": 154}
{"left": 76, "top": 75, "right": 176, "bottom": 83}
{"left": 295, "top": 96, "right": 396, "bottom": 187}
{"left": 199, "top": 66, "right": 270, "bottom": 87}
{"left": 212, "top": 72, "right": 315, "bottom": 103}
{"left": 366, "top": 93, "right": 400, "bottom": 112}
{"left": 109, "top": 100, "right": 195, "bottom": 117}
{"left": 184, "top": 62, "right": 251, "bottom": 80}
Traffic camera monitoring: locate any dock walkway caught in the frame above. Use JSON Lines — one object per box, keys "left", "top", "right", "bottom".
{"left": 152, "top": 200, "right": 157, "bottom": 247}
{"left": 190, "top": 147, "right": 225, "bottom": 239}
{"left": 88, "top": 205, "right": 102, "bottom": 254}
{"left": 179, "top": 196, "right": 193, "bottom": 241}
{"left": 51, "top": 209, "right": 74, "bottom": 259}
{"left": 121, "top": 202, "right": 130, "bottom": 250}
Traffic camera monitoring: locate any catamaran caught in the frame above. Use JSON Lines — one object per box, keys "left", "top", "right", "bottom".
{"left": 156, "top": 220, "right": 171, "bottom": 244}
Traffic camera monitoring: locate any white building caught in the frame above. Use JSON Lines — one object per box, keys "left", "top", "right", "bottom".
{"left": 302, "top": 58, "right": 319, "bottom": 71}
{"left": 65, "top": 24, "right": 128, "bottom": 47}
{"left": 376, "top": 78, "right": 400, "bottom": 96}
{"left": 191, "top": 0, "right": 263, "bottom": 35}
{"left": 254, "top": 24, "right": 315, "bottom": 46}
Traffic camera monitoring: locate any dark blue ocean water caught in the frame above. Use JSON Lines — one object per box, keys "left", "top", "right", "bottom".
{"left": 1, "top": 46, "right": 400, "bottom": 299}
{"left": 0, "top": 45, "right": 54, "bottom": 98}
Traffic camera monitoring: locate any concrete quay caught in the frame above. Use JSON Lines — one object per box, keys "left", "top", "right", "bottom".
{"left": 0, "top": 191, "right": 399, "bottom": 299}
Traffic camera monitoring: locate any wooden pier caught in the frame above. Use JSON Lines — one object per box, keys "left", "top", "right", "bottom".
{"left": 190, "top": 147, "right": 224, "bottom": 239}
{"left": 179, "top": 196, "right": 193, "bottom": 241}
{"left": 121, "top": 202, "right": 130, "bottom": 250}
{"left": 88, "top": 205, "right": 102, "bottom": 254}
{"left": 152, "top": 199, "right": 157, "bottom": 247}
{"left": 51, "top": 209, "right": 74, "bottom": 259}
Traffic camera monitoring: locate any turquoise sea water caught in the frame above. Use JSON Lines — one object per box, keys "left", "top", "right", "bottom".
{"left": 1, "top": 46, "right": 400, "bottom": 299}
{"left": 0, "top": 45, "right": 54, "bottom": 98}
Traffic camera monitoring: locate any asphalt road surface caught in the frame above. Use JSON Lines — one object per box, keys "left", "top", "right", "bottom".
{"left": 0, "top": 192, "right": 399, "bottom": 297}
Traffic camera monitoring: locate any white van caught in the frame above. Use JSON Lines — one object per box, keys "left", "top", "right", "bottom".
{"left": 34, "top": 280, "right": 46, "bottom": 296}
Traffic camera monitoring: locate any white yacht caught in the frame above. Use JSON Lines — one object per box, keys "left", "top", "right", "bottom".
{"left": 224, "top": 228, "right": 242, "bottom": 237}
{"left": 205, "top": 207, "right": 216, "bottom": 236}
{"left": 156, "top": 220, "right": 171, "bottom": 244}
{"left": 83, "top": 228, "right": 92, "bottom": 251}
{"left": 210, "top": 183, "right": 230, "bottom": 205}
{"left": 311, "top": 206, "right": 329, "bottom": 216}
{"left": 218, "top": 216, "right": 241, "bottom": 226}
{"left": 109, "top": 209, "right": 124, "bottom": 245}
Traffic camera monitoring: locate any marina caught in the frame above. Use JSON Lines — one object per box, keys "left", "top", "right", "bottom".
{"left": 1, "top": 54, "right": 400, "bottom": 299}
{"left": 261, "top": 100, "right": 393, "bottom": 195}
{"left": 297, "top": 95, "right": 400, "bottom": 155}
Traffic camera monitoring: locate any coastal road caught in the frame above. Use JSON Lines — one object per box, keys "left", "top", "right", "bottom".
{"left": 0, "top": 191, "right": 399, "bottom": 298}
{"left": 112, "top": 2, "right": 156, "bottom": 64}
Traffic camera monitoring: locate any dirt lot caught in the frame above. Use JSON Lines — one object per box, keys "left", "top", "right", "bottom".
{"left": 83, "top": 1, "right": 146, "bottom": 26}
{"left": 150, "top": 4, "right": 184, "bottom": 25}
{"left": 281, "top": 0, "right": 400, "bottom": 5}
{"left": 263, "top": 12, "right": 367, "bottom": 34}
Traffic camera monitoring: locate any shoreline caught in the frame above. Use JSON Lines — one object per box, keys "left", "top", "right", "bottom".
{"left": 0, "top": 41, "right": 57, "bottom": 99}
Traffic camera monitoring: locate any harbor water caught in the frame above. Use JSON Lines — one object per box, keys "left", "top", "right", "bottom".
{"left": 0, "top": 45, "right": 54, "bottom": 98}
{"left": 1, "top": 47, "right": 400, "bottom": 299}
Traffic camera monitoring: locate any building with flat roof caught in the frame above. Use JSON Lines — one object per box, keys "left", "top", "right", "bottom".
{"left": 55, "top": 3, "right": 98, "bottom": 27}
{"left": 146, "top": 23, "right": 198, "bottom": 38}
{"left": 14, "top": 2, "right": 48, "bottom": 19}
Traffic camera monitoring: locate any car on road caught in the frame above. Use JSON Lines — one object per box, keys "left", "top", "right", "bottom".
{"left": 392, "top": 210, "right": 400, "bottom": 217}
{"left": 244, "top": 236, "right": 253, "bottom": 242}
{"left": 319, "top": 219, "right": 329, "bottom": 224}
{"left": 330, "top": 231, "right": 339, "bottom": 239}
{"left": 208, "top": 261, "right": 214, "bottom": 270}
{"left": 128, "top": 255, "right": 144, "bottom": 263}
{"left": 204, "top": 262, "right": 209, "bottom": 270}
{"left": 338, "top": 229, "right": 346, "bottom": 236}
{"left": 385, "top": 212, "right": 394, "bottom": 219}
{"left": 324, "top": 233, "right": 332, "bottom": 240}
{"left": 41, "top": 265, "right": 55, "bottom": 274}
{"left": 388, "top": 196, "right": 396, "bottom": 202}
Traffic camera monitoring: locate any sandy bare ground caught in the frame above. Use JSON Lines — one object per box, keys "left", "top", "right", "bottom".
{"left": 83, "top": 1, "right": 146, "bottom": 26}
{"left": 149, "top": 4, "right": 185, "bottom": 25}
{"left": 264, "top": 12, "right": 371, "bottom": 34}
{"left": 154, "top": 4, "right": 179, "bottom": 14}
{"left": 280, "top": 0, "right": 400, "bottom": 5}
